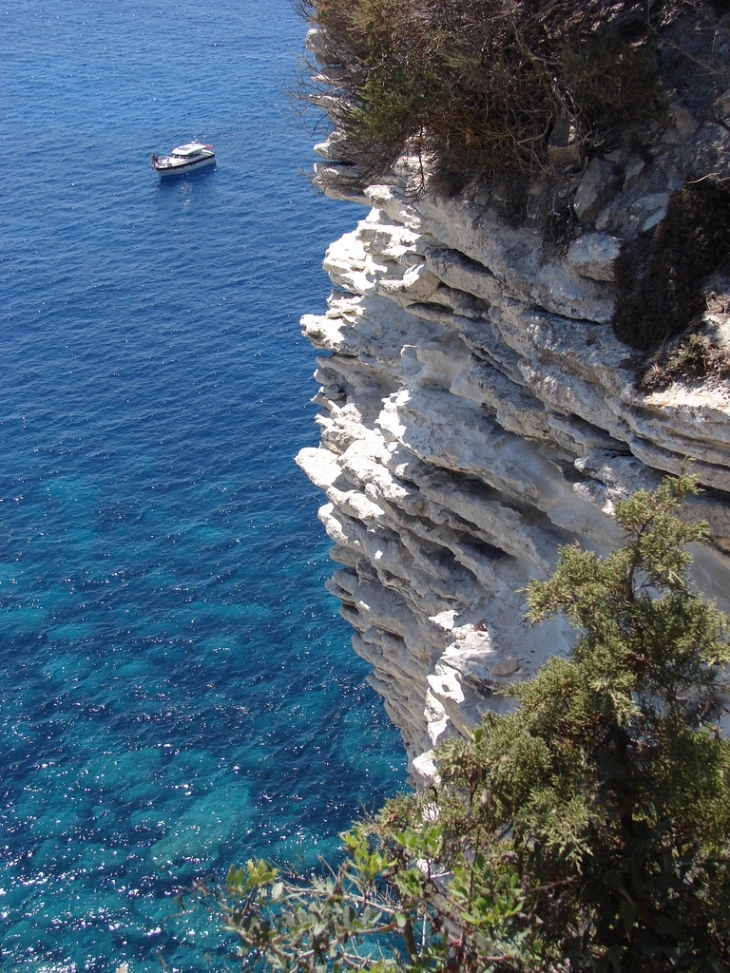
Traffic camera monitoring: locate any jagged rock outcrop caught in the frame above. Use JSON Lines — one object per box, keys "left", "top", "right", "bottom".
{"left": 298, "top": 32, "right": 730, "bottom": 783}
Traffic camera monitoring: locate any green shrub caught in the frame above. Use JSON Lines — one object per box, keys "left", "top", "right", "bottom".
{"left": 192, "top": 473, "right": 730, "bottom": 972}
{"left": 300, "top": 0, "right": 671, "bottom": 186}
{"left": 613, "top": 182, "right": 730, "bottom": 351}
{"left": 559, "top": 31, "right": 665, "bottom": 125}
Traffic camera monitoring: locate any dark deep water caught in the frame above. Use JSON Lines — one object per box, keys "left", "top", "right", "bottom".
{"left": 0, "top": 1, "right": 406, "bottom": 969}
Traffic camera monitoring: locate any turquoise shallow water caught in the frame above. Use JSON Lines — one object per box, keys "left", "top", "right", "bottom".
{"left": 0, "top": 2, "right": 406, "bottom": 969}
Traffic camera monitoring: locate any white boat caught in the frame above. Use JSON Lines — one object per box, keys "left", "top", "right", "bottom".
{"left": 151, "top": 142, "right": 215, "bottom": 175}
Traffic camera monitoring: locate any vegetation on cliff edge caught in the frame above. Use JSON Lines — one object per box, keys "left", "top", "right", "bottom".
{"left": 296, "top": 0, "right": 676, "bottom": 187}
{"left": 613, "top": 181, "right": 730, "bottom": 357}
{"left": 189, "top": 472, "right": 730, "bottom": 971}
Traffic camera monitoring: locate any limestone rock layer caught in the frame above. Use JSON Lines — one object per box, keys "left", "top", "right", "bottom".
{"left": 298, "top": 121, "right": 730, "bottom": 782}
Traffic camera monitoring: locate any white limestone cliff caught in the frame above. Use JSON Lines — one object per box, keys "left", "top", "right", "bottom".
{"left": 297, "top": 66, "right": 730, "bottom": 783}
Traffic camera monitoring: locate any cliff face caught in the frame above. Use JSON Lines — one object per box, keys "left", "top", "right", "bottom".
{"left": 297, "top": 68, "right": 730, "bottom": 782}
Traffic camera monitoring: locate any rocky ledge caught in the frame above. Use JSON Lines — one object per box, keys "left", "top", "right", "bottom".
{"left": 297, "top": 64, "right": 730, "bottom": 783}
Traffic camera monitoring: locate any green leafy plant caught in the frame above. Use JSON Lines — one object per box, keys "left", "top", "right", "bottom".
{"left": 188, "top": 472, "right": 730, "bottom": 971}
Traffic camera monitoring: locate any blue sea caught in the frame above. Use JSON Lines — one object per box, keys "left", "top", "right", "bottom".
{"left": 0, "top": 2, "right": 406, "bottom": 970}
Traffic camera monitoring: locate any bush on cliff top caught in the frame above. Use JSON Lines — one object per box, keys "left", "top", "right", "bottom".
{"left": 191, "top": 473, "right": 730, "bottom": 971}
{"left": 298, "top": 0, "right": 671, "bottom": 186}
{"left": 613, "top": 181, "right": 730, "bottom": 353}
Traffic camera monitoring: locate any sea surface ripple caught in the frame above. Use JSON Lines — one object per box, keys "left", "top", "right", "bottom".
{"left": 0, "top": 2, "right": 406, "bottom": 970}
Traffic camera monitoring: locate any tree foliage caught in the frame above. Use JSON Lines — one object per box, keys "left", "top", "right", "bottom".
{"left": 191, "top": 473, "right": 730, "bottom": 971}
{"left": 298, "top": 0, "right": 671, "bottom": 187}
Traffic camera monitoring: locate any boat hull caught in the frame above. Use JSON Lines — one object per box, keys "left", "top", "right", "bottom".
{"left": 153, "top": 155, "right": 216, "bottom": 176}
